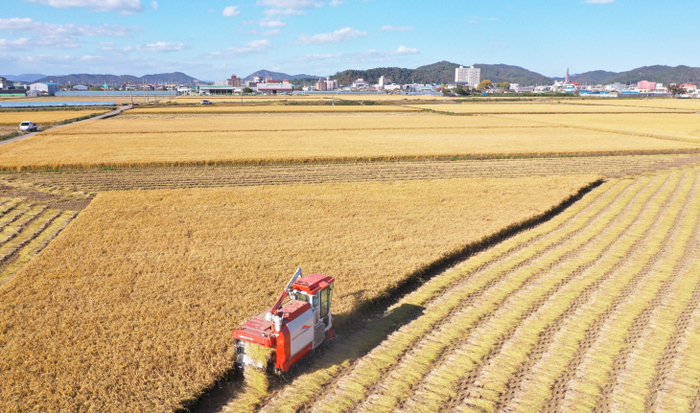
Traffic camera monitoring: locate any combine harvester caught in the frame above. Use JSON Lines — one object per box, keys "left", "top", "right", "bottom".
{"left": 233, "top": 268, "right": 335, "bottom": 373}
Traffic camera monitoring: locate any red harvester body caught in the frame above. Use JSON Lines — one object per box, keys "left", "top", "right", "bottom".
{"left": 232, "top": 269, "right": 335, "bottom": 372}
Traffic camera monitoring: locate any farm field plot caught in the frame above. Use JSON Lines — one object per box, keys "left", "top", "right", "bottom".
{"left": 120, "top": 104, "right": 420, "bottom": 115}
{"left": 3, "top": 154, "right": 699, "bottom": 194}
{"left": 569, "top": 98, "right": 700, "bottom": 111}
{"left": 0, "top": 113, "right": 697, "bottom": 170}
{"left": 0, "top": 110, "right": 109, "bottom": 125}
{"left": 47, "top": 112, "right": 528, "bottom": 135}
{"left": 412, "top": 102, "right": 692, "bottom": 114}
{"left": 495, "top": 113, "right": 700, "bottom": 142}
{"left": 0, "top": 95, "right": 135, "bottom": 105}
{"left": 0, "top": 175, "right": 598, "bottom": 412}
{"left": 254, "top": 164, "right": 700, "bottom": 413}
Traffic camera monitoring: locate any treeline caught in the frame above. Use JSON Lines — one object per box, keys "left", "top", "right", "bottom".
{"left": 571, "top": 65, "right": 700, "bottom": 85}
{"left": 331, "top": 61, "right": 554, "bottom": 86}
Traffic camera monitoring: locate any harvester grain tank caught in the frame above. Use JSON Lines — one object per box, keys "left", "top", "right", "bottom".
{"left": 232, "top": 268, "right": 335, "bottom": 372}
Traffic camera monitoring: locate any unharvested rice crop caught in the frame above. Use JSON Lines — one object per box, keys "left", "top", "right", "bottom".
{"left": 570, "top": 98, "right": 700, "bottom": 111}
{"left": 0, "top": 110, "right": 108, "bottom": 125}
{"left": 0, "top": 114, "right": 697, "bottom": 170}
{"left": 0, "top": 175, "right": 598, "bottom": 412}
{"left": 255, "top": 164, "right": 700, "bottom": 413}
{"left": 412, "top": 103, "right": 691, "bottom": 114}
{"left": 46, "top": 113, "right": 531, "bottom": 135}
{"left": 128, "top": 105, "right": 420, "bottom": 114}
{"left": 495, "top": 113, "right": 700, "bottom": 143}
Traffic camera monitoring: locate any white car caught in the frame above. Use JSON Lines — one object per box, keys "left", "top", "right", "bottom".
{"left": 19, "top": 121, "right": 38, "bottom": 132}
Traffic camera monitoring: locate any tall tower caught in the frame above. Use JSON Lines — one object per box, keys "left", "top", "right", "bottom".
{"left": 565, "top": 68, "right": 570, "bottom": 83}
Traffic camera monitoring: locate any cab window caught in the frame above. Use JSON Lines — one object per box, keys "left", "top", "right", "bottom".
{"left": 320, "top": 288, "right": 329, "bottom": 318}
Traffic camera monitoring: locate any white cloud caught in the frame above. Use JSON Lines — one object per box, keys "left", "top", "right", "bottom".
{"left": 150, "top": 1, "right": 157, "bottom": 10}
{"left": 25, "top": 0, "right": 144, "bottom": 14}
{"left": 0, "top": 38, "right": 31, "bottom": 50}
{"left": 584, "top": 0, "right": 614, "bottom": 3}
{"left": 131, "top": 41, "right": 187, "bottom": 53}
{"left": 330, "top": 0, "right": 344, "bottom": 5}
{"left": 0, "top": 18, "right": 134, "bottom": 37}
{"left": 256, "top": 0, "right": 316, "bottom": 8}
{"left": 263, "top": 8, "right": 305, "bottom": 16}
{"left": 296, "top": 27, "right": 367, "bottom": 45}
{"left": 490, "top": 42, "right": 508, "bottom": 48}
{"left": 381, "top": 25, "right": 412, "bottom": 32}
{"left": 248, "top": 29, "right": 280, "bottom": 37}
{"left": 256, "top": 0, "right": 323, "bottom": 17}
{"left": 205, "top": 39, "right": 272, "bottom": 59}
{"left": 223, "top": 6, "right": 241, "bottom": 16}
{"left": 260, "top": 20, "right": 286, "bottom": 28}
{"left": 391, "top": 46, "right": 419, "bottom": 55}
{"left": 292, "top": 47, "right": 417, "bottom": 65}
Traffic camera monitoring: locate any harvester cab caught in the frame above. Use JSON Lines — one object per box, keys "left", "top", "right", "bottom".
{"left": 232, "top": 268, "right": 335, "bottom": 373}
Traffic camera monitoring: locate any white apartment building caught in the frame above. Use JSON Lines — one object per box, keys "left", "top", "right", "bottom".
{"left": 455, "top": 65, "right": 481, "bottom": 88}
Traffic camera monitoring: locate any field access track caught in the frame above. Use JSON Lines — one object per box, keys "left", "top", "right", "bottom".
{"left": 252, "top": 164, "right": 700, "bottom": 413}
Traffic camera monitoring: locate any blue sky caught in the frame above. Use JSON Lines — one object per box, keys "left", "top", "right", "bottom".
{"left": 1, "top": 0, "right": 697, "bottom": 81}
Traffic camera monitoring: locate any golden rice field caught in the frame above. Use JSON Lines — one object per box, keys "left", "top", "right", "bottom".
{"left": 0, "top": 112, "right": 697, "bottom": 170}
{"left": 0, "top": 110, "right": 109, "bottom": 125}
{"left": 0, "top": 175, "right": 598, "bottom": 412}
{"left": 570, "top": 98, "right": 700, "bottom": 111}
{"left": 128, "top": 104, "right": 420, "bottom": 114}
{"left": 0, "top": 95, "right": 136, "bottom": 105}
{"left": 496, "top": 113, "right": 700, "bottom": 143}
{"left": 251, "top": 164, "right": 700, "bottom": 413}
{"left": 412, "top": 102, "right": 692, "bottom": 114}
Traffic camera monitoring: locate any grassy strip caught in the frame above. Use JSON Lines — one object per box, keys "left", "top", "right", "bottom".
{"left": 556, "top": 170, "right": 693, "bottom": 412}
{"left": 401, "top": 169, "right": 683, "bottom": 413}
{"left": 459, "top": 168, "right": 697, "bottom": 412}
{"left": 338, "top": 180, "right": 649, "bottom": 413}
{"left": 257, "top": 180, "right": 623, "bottom": 413}
{"left": 609, "top": 172, "right": 700, "bottom": 412}
{"left": 0, "top": 210, "right": 76, "bottom": 284}
{"left": 0, "top": 205, "right": 46, "bottom": 244}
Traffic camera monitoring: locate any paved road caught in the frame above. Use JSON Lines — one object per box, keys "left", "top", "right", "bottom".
{"left": 0, "top": 104, "right": 132, "bottom": 146}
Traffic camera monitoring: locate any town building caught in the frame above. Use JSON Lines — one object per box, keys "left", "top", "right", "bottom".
{"left": 454, "top": 65, "right": 481, "bottom": 88}
{"left": 29, "top": 82, "right": 60, "bottom": 96}
{"left": 227, "top": 75, "right": 242, "bottom": 87}
{"left": 0, "top": 77, "right": 13, "bottom": 89}
{"left": 315, "top": 78, "right": 328, "bottom": 91}
{"left": 72, "top": 85, "right": 89, "bottom": 91}
{"left": 256, "top": 80, "right": 293, "bottom": 94}
{"left": 637, "top": 80, "right": 658, "bottom": 92}
{"left": 352, "top": 78, "right": 369, "bottom": 89}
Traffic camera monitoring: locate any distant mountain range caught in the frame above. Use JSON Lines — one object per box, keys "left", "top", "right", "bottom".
{"left": 329, "top": 61, "right": 552, "bottom": 87}
{"left": 5, "top": 63, "right": 700, "bottom": 87}
{"left": 243, "top": 70, "right": 322, "bottom": 81}
{"left": 1, "top": 72, "right": 200, "bottom": 86}
{"left": 2, "top": 74, "right": 47, "bottom": 83}
{"left": 570, "top": 65, "right": 700, "bottom": 85}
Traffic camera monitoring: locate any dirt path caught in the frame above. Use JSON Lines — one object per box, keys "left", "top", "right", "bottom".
{"left": 0, "top": 105, "right": 132, "bottom": 146}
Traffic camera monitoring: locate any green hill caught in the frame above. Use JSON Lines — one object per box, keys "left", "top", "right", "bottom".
{"left": 331, "top": 61, "right": 553, "bottom": 86}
